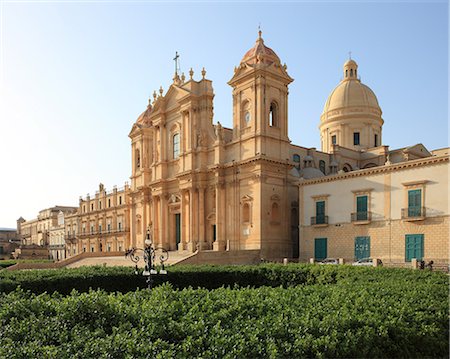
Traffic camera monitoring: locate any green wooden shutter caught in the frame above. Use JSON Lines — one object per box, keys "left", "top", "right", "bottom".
{"left": 405, "top": 234, "right": 424, "bottom": 261}
{"left": 354, "top": 236, "right": 370, "bottom": 260}
{"left": 356, "top": 196, "right": 368, "bottom": 220}
{"left": 408, "top": 189, "right": 421, "bottom": 217}
{"left": 314, "top": 238, "right": 327, "bottom": 260}
{"left": 316, "top": 201, "right": 325, "bottom": 223}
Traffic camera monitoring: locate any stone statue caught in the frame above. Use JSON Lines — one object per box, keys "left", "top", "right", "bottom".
{"left": 215, "top": 122, "right": 223, "bottom": 142}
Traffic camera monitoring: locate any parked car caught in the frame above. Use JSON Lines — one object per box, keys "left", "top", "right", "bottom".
{"left": 319, "top": 258, "right": 339, "bottom": 265}
{"left": 352, "top": 258, "right": 383, "bottom": 267}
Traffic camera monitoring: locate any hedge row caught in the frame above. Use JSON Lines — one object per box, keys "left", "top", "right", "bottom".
{"left": 1, "top": 281, "right": 448, "bottom": 358}
{"left": 0, "top": 259, "right": 52, "bottom": 269}
{"left": 0, "top": 263, "right": 447, "bottom": 294}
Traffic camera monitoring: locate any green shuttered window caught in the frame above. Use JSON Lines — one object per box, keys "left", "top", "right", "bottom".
{"left": 356, "top": 195, "right": 368, "bottom": 220}
{"left": 354, "top": 236, "right": 370, "bottom": 260}
{"left": 405, "top": 234, "right": 424, "bottom": 261}
{"left": 314, "top": 238, "right": 327, "bottom": 260}
{"left": 316, "top": 201, "right": 325, "bottom": 224}
{"left": 408, "top": 189, "right": 422, "bottom": 217}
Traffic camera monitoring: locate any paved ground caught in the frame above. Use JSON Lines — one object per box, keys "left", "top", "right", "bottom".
{"left": 65, "top": 250, "right": 193, "bottom": 268}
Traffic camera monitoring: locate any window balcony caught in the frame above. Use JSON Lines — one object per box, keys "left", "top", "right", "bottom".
{"left": 402, "top": 207, "right": 426, "bottom": 221}
{"left": 75, "top": 227, "right": 129, "bottom": 238}
{"left": 311, "top": 216, "right": 328, "bottom": 226}
{"left": 351, "top": 211, "right": 372, "bottom": 224}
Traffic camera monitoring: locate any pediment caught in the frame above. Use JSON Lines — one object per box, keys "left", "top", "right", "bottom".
{"left": 270, "top": 194, "right": 281, "bottom": 201}
{"left": 128, "top": 123, "right": 142, "bottom": 138}
{"left": 162, "top": 84, "right": 191, "bottom": 112}
{"left": 405, "top": 143, "right": 431, "bottom": 157}
{"left": 168, "top": 194, "right": 181, "bottom": 204}
{"left": 241, "top": 194, "right": 253, "bottom": 202}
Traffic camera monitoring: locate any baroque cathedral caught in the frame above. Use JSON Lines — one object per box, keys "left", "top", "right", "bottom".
{"left": 20, "top": 31, "right": 448, "bottom": 265}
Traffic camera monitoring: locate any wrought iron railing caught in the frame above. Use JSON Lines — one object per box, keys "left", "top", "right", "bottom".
{"left": 351, "top": 211, "right": 372, "bottom": 222}
{"left": 69, "top": 227, "right": 129, "bottom": 238}
{"left": 401, "top": 207, "right": 426, "bottom": 219}
{"left": 311, "top": 216, "right": 328, "bottom": 225}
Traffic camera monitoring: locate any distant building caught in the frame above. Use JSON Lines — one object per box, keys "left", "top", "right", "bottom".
{"left": 0, "top": 228, "right": 20, "bottom": 259}
{"left": 18, "top": 206, "right": 77, "bottom": 259}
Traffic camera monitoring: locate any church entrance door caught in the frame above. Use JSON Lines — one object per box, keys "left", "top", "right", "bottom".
{"left": 175, "top": 213, "right": 181, "bottom": 246}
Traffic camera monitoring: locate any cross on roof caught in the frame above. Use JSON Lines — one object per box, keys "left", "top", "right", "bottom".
{"left": 173, "top": 51, "right": 180, "bottom": 75}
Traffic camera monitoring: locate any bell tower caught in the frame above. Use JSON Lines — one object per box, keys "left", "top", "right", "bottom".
{"left": 228, "top": 31, "right": 293, "bottom": 160}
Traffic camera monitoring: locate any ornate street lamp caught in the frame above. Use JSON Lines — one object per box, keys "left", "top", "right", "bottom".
{"left": 125, "top": 226, "right": 169, "bottom": 290}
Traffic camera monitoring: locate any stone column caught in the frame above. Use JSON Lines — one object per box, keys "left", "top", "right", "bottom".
{"left": 160, "top": 194, "right": 168, "bottom": 249}
{"left": 178, "top": 190, "right": 186, "bottom": 252}
{"left": 198, "top": 186, "right": 206, "bottom": 250}
{"left": 186, "top": 188, "right": 196, "bottom": 252}
{"left": 213, "top": 182, "right": 226, "bottom": 251}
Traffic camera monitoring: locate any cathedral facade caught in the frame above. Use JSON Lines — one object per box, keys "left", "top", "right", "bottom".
{"left": 128, "top": 31, "right": 301, "bottom": 259}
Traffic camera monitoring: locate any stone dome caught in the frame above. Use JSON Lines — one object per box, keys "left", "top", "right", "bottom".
{"left": 321, "top": 59, "right": 381, "bottom": 122}
{"left": 298, "top": 167, "right": 325, "bottom": 179}
{"left": 322, "top": 81, "right": 380, "bottom": 117}
{"left": 290, "top": 167, "right": 300, "bottom": 178}
{"left": 240, "top": 30, "right": 281, "bottom": 65}
{"left": 319, "top": 58, "right": 384, "bottom": 153}
{"left": 136, "top": 103, "right": 152, "bottom": 126}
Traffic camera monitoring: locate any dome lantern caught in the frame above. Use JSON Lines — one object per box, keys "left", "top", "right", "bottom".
{"left": 343, "top": 59, "right": 358, "bottom": 81}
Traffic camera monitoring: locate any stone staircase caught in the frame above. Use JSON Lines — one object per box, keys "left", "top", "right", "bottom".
{"left": 172, "top": 250, "right": 262, "bottom": 265}
{"left": 6, "top": 249, "right": 262, "bottom": 270}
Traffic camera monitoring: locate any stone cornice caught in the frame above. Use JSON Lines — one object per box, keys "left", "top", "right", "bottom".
{"left": 298, "top": 155, "right": 449, "bottom": 186}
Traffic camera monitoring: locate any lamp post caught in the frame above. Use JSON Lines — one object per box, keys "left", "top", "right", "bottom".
{"left": 125, "top": 226, "right": 169, "bottom": 290}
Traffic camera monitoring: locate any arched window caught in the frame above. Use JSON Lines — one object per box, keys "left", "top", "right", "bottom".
{"left": 136, "top": 149, "right": 140, "bottom": 168}
{"left": 293, "top": 154, "right": 301, "bottom": 170}
{"left": 271, "top": 202, "right": 279, "bottom": 222}
{"left": 345, "top": 69, "right": 348, "bottom": 77}
{"left": 319, "top": 160, "right": 326, "bottom": 174}
{"left": 269, "top": 102, "right": 278, "bottom": 127}
{"left": 243, "top": 203, "right": 250, "bottom": 223}
{"left": 343, "top": 163, "right": 352, "bottom": 172}
{"left": 242, "top": 100, "right": 251, "bottom": 126}
{"left": 173, "top": 133, "right": 180, "bottom": 159}
{"left": 350, "top": 69, "right": 353, "bottom": 77}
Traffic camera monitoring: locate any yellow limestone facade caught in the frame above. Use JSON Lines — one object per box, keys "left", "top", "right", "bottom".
{"left": 64, "top": 183, "right": 130, "bottom": 257}
{"left": 299, "top": 155, "right": 449, "bottom": 265}
{"left": 128, "top": 31, "right": 302, "bottom": 259}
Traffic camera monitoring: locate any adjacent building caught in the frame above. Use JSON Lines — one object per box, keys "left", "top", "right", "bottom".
{"left": 64, "top": 183, "right": 130, "bottom": 257}
{"left": 19, "top": 206, "right": 77, "bottom": 247}
{"left": 0, "top": 228, "right": 20, "bottom": 259}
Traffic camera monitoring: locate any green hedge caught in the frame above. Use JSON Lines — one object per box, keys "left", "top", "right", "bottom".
{"left": 0, "top": 259, "right": 52, "bottom": 269}
{"left": 0, "top": 263, "right": 447, "bottom": 295}
{"left": 0, "top": 282, "right": 448, "bottom": 358}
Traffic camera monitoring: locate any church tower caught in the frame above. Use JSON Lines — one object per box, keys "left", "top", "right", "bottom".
{"left": 227, "top": 31, "right": 297, "bottom": 259}
{"left": 228, "top": 30, "right": 293, "bottom": 160}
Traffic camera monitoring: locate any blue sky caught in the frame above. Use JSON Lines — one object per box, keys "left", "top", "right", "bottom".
{"left": 0, "top": 1, "right": 448, "bottom": 228}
